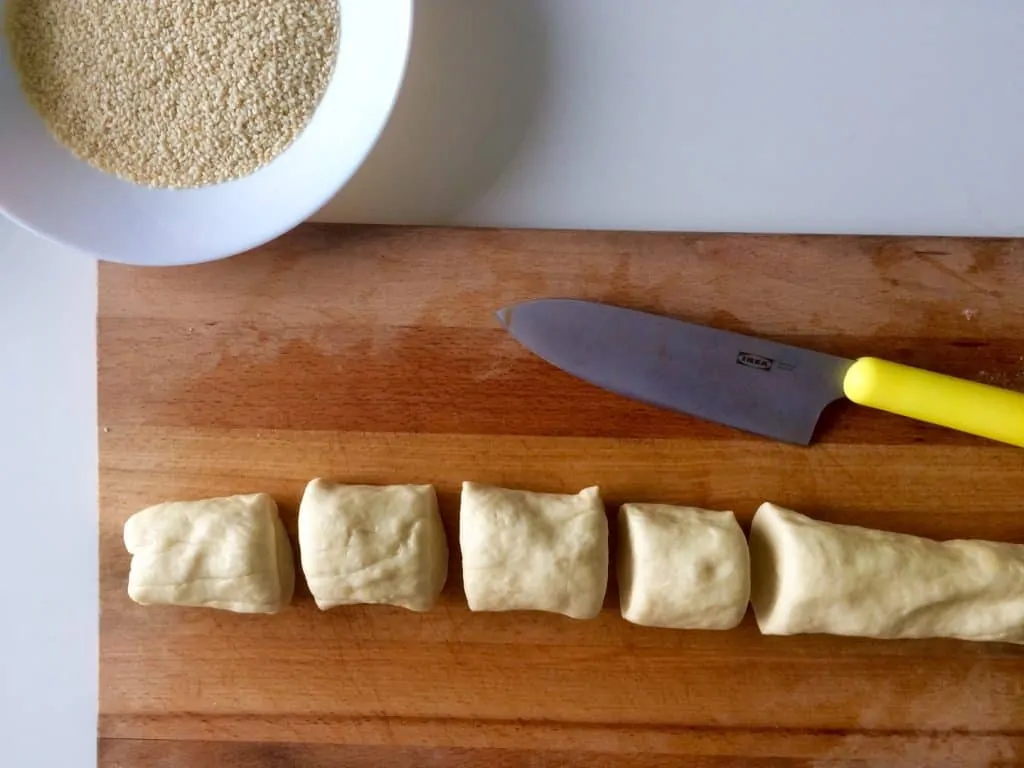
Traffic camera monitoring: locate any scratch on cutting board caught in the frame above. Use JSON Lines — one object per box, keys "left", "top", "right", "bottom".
{"left": 474, "top": 359, "right": 513, "bottom": 382}
{"left": 814, "top": 663, "right": 1018, "bottom": 767}
{"left": 473, "top": 342, "right": 517, "bottom": 383}
{"left": 818, "top": 447, "right": 869, "bottom": 496}
{"left": 814, "top": 733, "right": 1019, "bottom": 767}
{"left": 919, "top": 254, "right": 996, "bottom": 296}
{"left": 976, "top": 359, "right": 1024, "bottom": 392}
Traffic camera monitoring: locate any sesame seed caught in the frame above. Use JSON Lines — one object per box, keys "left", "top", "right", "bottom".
{"left": 4, "top": 0, "right": 339, "bottom": 189}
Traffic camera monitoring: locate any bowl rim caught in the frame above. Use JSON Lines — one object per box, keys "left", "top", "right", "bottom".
{"left": 0, "top": 0, "right": 414, "bottom": 265}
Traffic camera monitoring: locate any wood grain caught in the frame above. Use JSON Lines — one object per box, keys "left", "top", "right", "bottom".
{"left": 99, "top": 225, "right": 1024, "bottom": 766}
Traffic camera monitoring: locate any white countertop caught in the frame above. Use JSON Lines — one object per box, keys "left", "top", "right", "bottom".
{"left": 4, "top": 2, "right": 1024, "bottom": 765}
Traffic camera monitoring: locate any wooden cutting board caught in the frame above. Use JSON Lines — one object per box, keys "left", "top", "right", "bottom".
{"left": 98, "top": 225, "right": 1024, "bottom": 767}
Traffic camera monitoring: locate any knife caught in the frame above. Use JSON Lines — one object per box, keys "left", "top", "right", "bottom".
{"left": 496, "top": 299, "right": 1024, "bottom": 447}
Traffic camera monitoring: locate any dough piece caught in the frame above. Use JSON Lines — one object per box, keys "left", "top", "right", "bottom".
{"left": 750, "top": 502, "right": 1024, "bottom": 644}
{"left": 298, "top": 479, "right": 448, "bottom": 612}
{"left": 618, "top": 503, "right": 749, "bottom": 630}
{"left": 460, "top": 482, "right": 608, "bottom": 619}
{"left": 124, "top": 493, "right": 294, "bottom": 614}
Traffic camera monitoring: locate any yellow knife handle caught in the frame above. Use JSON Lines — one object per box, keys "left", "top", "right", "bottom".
{"left": 843, "top": 357, "right": 1024, "bottom": 447}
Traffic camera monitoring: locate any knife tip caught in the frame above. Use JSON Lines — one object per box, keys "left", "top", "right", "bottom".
{"left": 495, "top": 306, "right": 512, "bottom": 329}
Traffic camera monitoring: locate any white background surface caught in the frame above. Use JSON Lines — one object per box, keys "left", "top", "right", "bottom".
{"left": 3, "top": 2, "right": 1024, "bottom": 765}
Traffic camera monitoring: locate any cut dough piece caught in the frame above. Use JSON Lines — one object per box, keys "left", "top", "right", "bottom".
{"left": 298, "top": 479, "right": 448, "bottom": 612}
{"left": 124, "top": 493, "right": 294, "bottom": 614}
{"left": 618, "top": 503, "right": 749, "bottom": 630}
{"left": 750, "top": 502, "right": 1024, "bottom": 644}
{"left": 460, "top": 482, "right": 608, "bottom": 619}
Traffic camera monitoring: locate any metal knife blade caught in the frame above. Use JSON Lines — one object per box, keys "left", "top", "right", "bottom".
{"left": 497, "top": 299, "right": 853, "bottom": 445}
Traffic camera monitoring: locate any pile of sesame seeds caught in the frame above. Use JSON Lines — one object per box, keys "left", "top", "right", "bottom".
{"left": 4, "top": 0, "right": 339, "bottom": 188}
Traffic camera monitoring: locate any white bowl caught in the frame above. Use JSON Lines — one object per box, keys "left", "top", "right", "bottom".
{"left": 0, "top": 0, "right": 412, "bottom": 265}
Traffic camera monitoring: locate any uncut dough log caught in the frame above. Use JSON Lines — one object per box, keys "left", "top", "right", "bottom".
{"left": 460, "top": 482, "right": 608, "bottom": 619}
{"left": 298, "top": 480, "right": 448, "bottom": 612}
{"left": 124, "top": 493, "right": 294, "bottom": 614}
{"left": 618, "top": 503, "right": 749, "bottom": 629}
{"left": 750, "top": 502, "right": 1024, "bottom": 644}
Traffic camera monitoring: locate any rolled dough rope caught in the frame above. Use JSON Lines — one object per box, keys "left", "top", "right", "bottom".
{"left": 618, "top": 503, "right": 750, "bottom": 630}
{"left": 749, "top": 502, "right": 1024, "bottom": 644}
